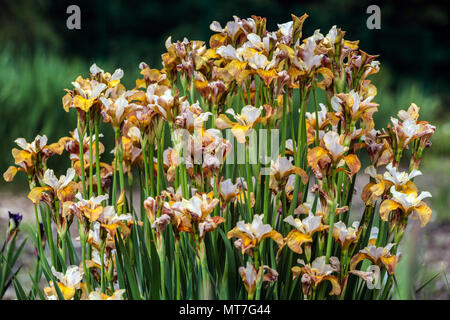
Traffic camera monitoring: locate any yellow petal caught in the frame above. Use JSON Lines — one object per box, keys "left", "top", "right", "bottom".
{"left": 291, "top": 266, "right": 302, "bottom": 280}
{"left": 225, "top": 60, "right": 248, "bottom": 78}
{"left": 379, "top": 199, "right": 401, "bottom": 221}
{"left": 117, "top": 189, "right": 125, "bottom": 209}
{"left": 413, "top": 203, "right": 432, "bottom": 227}
{"left": 256, "top": 69, "right": 278, "bottom": 87}
{"left": 74, "top": 95, "right": 95, "bottom": 112}
{"left": 209, "top": 33, "right": 228, "bottom": 49}
{"left": 62, "top": 92, "right": 73, "bottom": 112}
{"left": 57, "top": 182, "right": 77, "bottom": 203}
{"left": 12, "top": 149, "right": 32, "bottom": 166}
{"left": 83, "top": 206, "right": 104, "bottom": 222}
{"left": 323, "top": 275, "right": 341, "bottom": 295}
{"left": 231, "top": 125, "right": 250, "bottom": 144}
{"left": 292, "top": 167, "right": 309, "bottom": 184}
{"left": 380, "top": 255, "right": 398, "bottom": 275}
{"left": 350, "top": 252, "right": 372, "bottom": 271}
{"left": 28, "top": 186, "right": 53, "bottom": 205}
{"left": 344, "top": 40, "right": 359, "bottom": 50}
{"left": 136, "top": 78, "right": 147, "bottom": 89}
{"left": 361, "top": 182, "right": 375, "bottom": 205}
{"left": 58, "top": 282, "right": 76, "bottom": 300}
{"left": 215, "top": 114, "right": 234, "bottom": 130}
{"left": 227, "top": 227, "right": 254, "bottom": 251}
{"left": 316, "top": 67, "right": 333, "bottom": 89}
{"left": 47, "top": 137, "right": 70, "bottom": 155}
{"left": 370, "top": 180, "right": 385, "bottom": 197}
{"left": 307, "top": 146, "right": 331, "bottom": 177}
{"left": 344, "top": 154, "right": 361, "bottom": 176}
{"left": 3, "top": 166, "right": 18, "bottom": 182}
{"left": 261, "top": 230, "right": 284, "bottom": 248}
{"left": 285, "top": 230, "right": 312, "bottom": 254}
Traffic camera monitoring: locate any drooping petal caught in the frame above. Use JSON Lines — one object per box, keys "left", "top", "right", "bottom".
{"left": 285, "top": 230, "right": 312, "bottom": 254}
{"left": 261, "top": 230, "right": 284, "bottom": 249}
{"left": 323, "top": 275, "right": 341, "bottom": 295}
{"left": 380, "top": 255, "right": 398, "bottom": 275}
{"left": 379, "top": 199, "right": 401, "bottom": 221}
{"left": 413, "top": 203, "right": 432, "bottom": 227}
{"left": 28, "top": 186, "right": 53, "bottom": 205}
{"left": 3, "top": 166, "right": 18, "bottom": 182}
{"left": 227, "top": 227, "right": 254, "bottom": 251}
{"left": 344, "top": 154, "right": 361, "bottom": 176}
{"left": 349, "top": 252, "right": 372, "bottom": 271}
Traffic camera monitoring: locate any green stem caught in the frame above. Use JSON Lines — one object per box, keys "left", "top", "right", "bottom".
{"left": 156, "top": 132, "right": 165, "bottom": 195}
{"left": 79, "top": 223, "right": 91, "bottom": 292}
{"left": 88, "top": 115, "right": 94, "bottom": 198}
{"left": 112, "top": 156, "right": 117, "bottom": 209}
{"left": 281, "top": 88, "right": 287, "bottom": 156}
{"left": 77, "top": 119, "right": 87, "bottom": 198}
{"left": 325, "top": 199, "right": 337, "bottom": 263}
{"left": 288, "top": 87, "right": 308, "bottom": 216}
{"left": 175, "top": 239, "right": 181, "bottom": 300}
{"left": 94, "top": 116, "right": 102, "bottom": 196}
{"left": 100, "top": 240, "right": 106, "bottom": 293}
{"left": 115, "top": 127, "right": 125, "bottom": 212}
{"left": 158, "top": 238, "right": 166, "bottom": 299}
{"left": 149, "top": 145, "right": 156, "bottom": 197}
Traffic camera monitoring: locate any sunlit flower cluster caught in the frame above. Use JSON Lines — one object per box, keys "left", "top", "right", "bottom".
{"left": 3, "top": 13, "right": 435, "bottom": 301}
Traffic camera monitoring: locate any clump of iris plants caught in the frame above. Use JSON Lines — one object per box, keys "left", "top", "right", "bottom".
{"left": 3, "top": 14, "right": 436, "bottom": 300}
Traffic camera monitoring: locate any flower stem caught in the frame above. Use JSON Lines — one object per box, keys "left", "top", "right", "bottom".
{"left": 77, "top": 119, "right": 87, "bottom": 198}
{"left": 94, "top": 116, "right": 102, "bottom": 197}
{"left": 88, "top": 115, "right": 94, "bottom": 198}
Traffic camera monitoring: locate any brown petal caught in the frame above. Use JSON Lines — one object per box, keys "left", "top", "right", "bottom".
{"left": 379, "top": 200, "right": 401, "bottom": 222}
{"left": 344, "top": 154, "right": 361, "bottom": 176}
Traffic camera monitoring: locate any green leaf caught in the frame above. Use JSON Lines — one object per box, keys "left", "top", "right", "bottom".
{"left": 415, "top": 271, "right": 441, "bottom": 294}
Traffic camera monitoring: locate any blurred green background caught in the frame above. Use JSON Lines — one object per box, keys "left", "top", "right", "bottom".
{"left": 0, "top": 0, "right": 449, "bottom": 299}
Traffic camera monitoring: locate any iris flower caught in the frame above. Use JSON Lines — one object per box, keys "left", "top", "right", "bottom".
{"left": 28, "top": 168, "right": 77, "bottom": 205}
{"left": 63, "top": 76, "right": 107, "bottom": 113}
{"left": 307, "top": 131, "right": 361, "bottom": 179}
{"left": 269, "top": 156, "right": 308, "bottom": 193}
{"left": 3, "top": 135, "right": 66, "bottom": 183}
{"left": 228, "top": 214, "right": 283, "bottom": 254}
{"left": 44, "top": 266, "right": 84, "bottom": 300}
{"left": 380, "top": 186, "right": 432, "bottom": 227}
{"left": 239, "top": 261, "right": 278, "bottom": 297}
{"left": 88, "top": 289, "right": 126, "bottom": 300}
{"left": 332, "top": 221, "right": 361, "bottom": 250}
{"left": 350, "top": 243, "right": 398, "bottom": 275}
{"left": 170, "top": 193, "right": 223, "bottom": 243}
{"left": 283, "top": 214, "right": 327, "bottom": 254}
{"left": 216, "top": 106, "right": 263, "bottom": 143}
{"left": 71, "top": 192, "right": 109, "bottom": 222}
{"left": 292, "top": 256, "right": 341, "bottom": 296}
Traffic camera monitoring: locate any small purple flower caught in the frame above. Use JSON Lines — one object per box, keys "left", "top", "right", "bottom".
{"left": 8, "top": 211, "right": 23, "bottom": 232}
{"left": 7, "top": 211, "right": 22, "bottom": 241}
